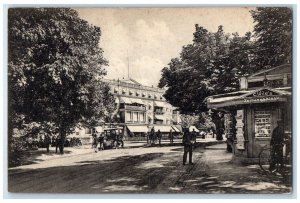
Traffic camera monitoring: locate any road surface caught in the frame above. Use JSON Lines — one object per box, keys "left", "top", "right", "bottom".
{"left": 8, "top": 143, "right": 292, "bottom": 194}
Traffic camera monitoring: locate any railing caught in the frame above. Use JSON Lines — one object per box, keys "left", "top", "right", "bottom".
{"left": 125, "top": 105, "right": 146, "bottom": 111}
{"left": 154, "top": 111, "right": 165, "bottom": 115}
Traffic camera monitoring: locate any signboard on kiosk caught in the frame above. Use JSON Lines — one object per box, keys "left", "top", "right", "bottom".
{"left": 235, "top": 110, "right": 245, "bottom": 150}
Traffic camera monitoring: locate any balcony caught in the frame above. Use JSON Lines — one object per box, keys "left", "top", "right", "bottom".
{"left": 124, "top": 105, "right": 146, "bottom": 111}
{"left": 154, "top": 111, "right": 165, "bottom": 115}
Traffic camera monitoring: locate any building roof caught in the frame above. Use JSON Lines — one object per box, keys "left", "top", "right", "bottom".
{"left": 207, "top": 87, "right": 291, "bottom": 109}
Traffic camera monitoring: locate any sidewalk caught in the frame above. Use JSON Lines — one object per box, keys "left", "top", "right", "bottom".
{"left": 9, "top": 138, "right": 224, "bottom": 169}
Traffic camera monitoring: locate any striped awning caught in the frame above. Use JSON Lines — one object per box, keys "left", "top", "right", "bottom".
{"left": 171, "top": 126, "right": 180, "bottom": 132}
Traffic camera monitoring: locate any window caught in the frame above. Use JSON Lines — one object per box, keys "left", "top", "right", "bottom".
{"left": 254, "top": 110, "right": 272, "bottom": 137}
{"left": 140, "top": 113, "right": 145, "bottom": 122}
{"left": 136, "top": 92, "right": 139, "bottom": 96}
{"left": 126, "top": 111, "right": 131, "bottom": 121}
{"left": 133, "top": 112, "right": 138, "bottom": 122}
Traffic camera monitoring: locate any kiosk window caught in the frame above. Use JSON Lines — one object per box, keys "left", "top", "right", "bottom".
{"left": 254, "top": 110, "right": 272, "bottom": 137}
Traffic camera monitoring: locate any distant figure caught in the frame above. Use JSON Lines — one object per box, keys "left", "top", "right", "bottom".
{"left": 169, "top": 129, "right": 174, "bottom": 144}
{"left": 182, "top": 129, "right": 194, "bottom": 165}
{"left": 157, "top": 130, "right": 162, "bottom": 146}
{"left": 45, "top": 134, "right": 51, "bottom": 153}
{"left": 92, "top": 129, "right": 98, "bottom": 152}
{"left": 269, "top": 120, "right": 285, "bottom": 171}
{"left": 55, "top": 136, "right": 60, "bottom": 153}
{"left": 150, "top": 127, "right": 155, "bottom": 145}
{"left": 98, "top": 132, "right": 105, "bottom": 150}
{"left": 51, "top": 136, "right": 56, "bottom": 147}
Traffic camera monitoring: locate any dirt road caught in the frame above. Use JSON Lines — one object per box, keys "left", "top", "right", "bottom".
{"left": 8, "top": 143, "right": 292, "bottom": 194}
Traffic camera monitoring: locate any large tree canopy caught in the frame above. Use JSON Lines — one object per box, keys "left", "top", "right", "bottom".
{"left": 159, "top": 7, "right": 292, "bottom": 115}
{"left": 159, "top": 25, "right": 254, "bottom": 114}
{"left": 8, "top": 8, "right": 114, "bottom": 153}
{"left": 251, "top": 7, "right": 292, "bottom": 69}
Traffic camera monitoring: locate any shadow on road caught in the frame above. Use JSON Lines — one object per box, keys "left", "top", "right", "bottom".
{"left": 8, "top": 145, "right": 292, "bottom": 194}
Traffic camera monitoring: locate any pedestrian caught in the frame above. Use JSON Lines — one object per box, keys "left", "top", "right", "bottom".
{"left": 169, "top": 129, "right": 173, "bottom": 144}
{"left": 157, "top": 130, "right": 162, "bottom": 146}
{"left": 92, "top": 129, "right": 96, "bottom": 148}
{"left": 98, "top": 132, "right": 104, "bottom": 150}
{"left": 150, "top": 127, "right": 155, "bottom": 145}
{"left": 182, "top": 129, "right": 194, "bottom": 165}
{"left": 51, "top": 135, "right": 56, "bottom": 147}
{"left": 45, "top": 134, "right": 51, "bottom": 153}
{"left": 55, "top": 136, "right": 59, "bottom": 153}
{"left": 92, "top": 129, "right": 98, "bottom": 152}
{"left": 191, "top": 129, "right": 197, "bottom": 146}
{"left": 269, "top": 119, "right": 285, "bottom": 171}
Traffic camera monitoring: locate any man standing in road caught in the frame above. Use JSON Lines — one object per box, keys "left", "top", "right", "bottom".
{"left": 269, "top": 119, "right": 285, "bottom": 171}
{"left": 182, "top": 128, "right": 194, "bottom": 165}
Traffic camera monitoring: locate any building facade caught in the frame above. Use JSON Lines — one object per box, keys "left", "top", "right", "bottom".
{"left": 103, "top": 78, "right": 181, "bottom": 138}
{"left": 207, "top": 64, "right": 292, "bottom": 163}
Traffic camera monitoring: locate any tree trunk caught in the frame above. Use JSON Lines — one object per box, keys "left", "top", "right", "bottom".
{"left": 59, "top": 129, "right": 66, "bottom": 154}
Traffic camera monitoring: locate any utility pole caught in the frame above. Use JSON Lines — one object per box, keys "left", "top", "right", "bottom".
{"left": 127, "top": 50, "right": 130, "bottom": 79}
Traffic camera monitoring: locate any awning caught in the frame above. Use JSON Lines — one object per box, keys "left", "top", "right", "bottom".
{"left": 153, "top": 125, "right": 173, "bottom": 132}
{"left": 127, "top": 125, "right": 149, "bottom": 133}
{"left": 189, "top": 126, "right": 199, "bottom": 132}
{"left": 120, "top": 97, "right": 132, "bottom": 104}
{"left": 131, "top": 98, "right": 145, "bottom": 105}
{"left": 154, "top": 101, "right": 165, "bottom": 108}
{"left": 154, "top": 115, "right": 164, "bottom": 120}
{"left": 171, "top": 126, "right": 180, "bottom": 132}
{"left": 207, "top": 87, "right": 290, "bottom": 109}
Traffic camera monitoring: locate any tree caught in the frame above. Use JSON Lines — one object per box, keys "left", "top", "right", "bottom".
{"left": 159, "top": 24, "right": 254, "bottom": 115}
{"left": 250, "top": 7, "right": 292, "bottom": 68}
{"left": 159, "top": 25, "right": 255, "bottom": 140}
{"left": 8, "top": 8, "right": 114, "bottom": 154}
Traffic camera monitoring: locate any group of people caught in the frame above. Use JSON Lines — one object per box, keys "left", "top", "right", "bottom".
{"left": 92, "top": 131, "right": 105, "bottom": 152}
{"left": 148, "top": 127, "right": 163, "bottom": 146}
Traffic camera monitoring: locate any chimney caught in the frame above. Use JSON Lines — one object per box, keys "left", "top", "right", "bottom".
{"left": 195, "top": 24, "right": 199, "bottom": 31}
{"left": 240, "top": 77, "right": 248, "bottom": 90}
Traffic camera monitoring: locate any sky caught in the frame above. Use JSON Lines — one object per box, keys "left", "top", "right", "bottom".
{"left": 76, "top": 7, "right": 255, "bottom": 87}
